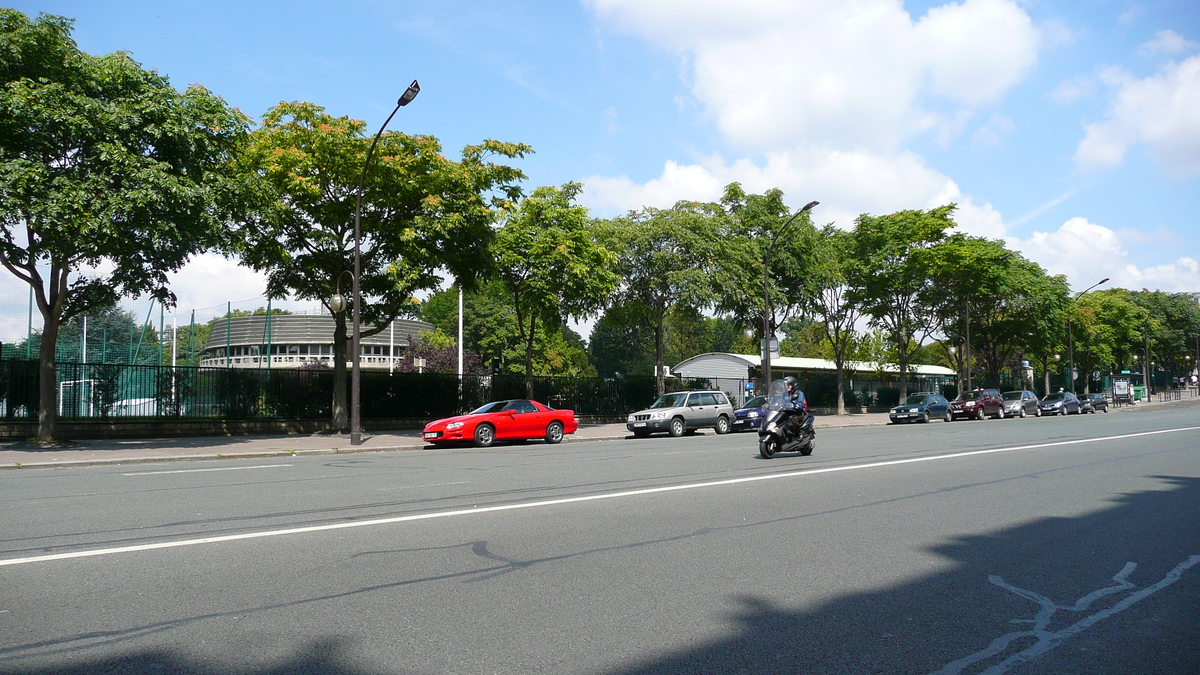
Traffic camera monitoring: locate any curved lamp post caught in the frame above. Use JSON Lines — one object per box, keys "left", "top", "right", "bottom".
{"left": 761, "top": 200, "right": 818, "bottom": 388}
{"left": 349, "top": 80, "right": 420, "bottom": 445}
{"left": 1067, "top": 277, "right": 1108, "bottom": 395}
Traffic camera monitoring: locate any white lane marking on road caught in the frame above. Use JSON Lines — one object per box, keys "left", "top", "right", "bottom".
{"left": 122, "top": 464, "right": 293, "bottom": 476}
{"left": 2, "top": 425, "right": 1196, "bottom": 567}
{"left": 930, "top": 554, "right": 1200, "bottom": 674}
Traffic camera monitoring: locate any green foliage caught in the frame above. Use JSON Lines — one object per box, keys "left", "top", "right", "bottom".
{"left": 712, "top": 183, "right": 819, "bottom": 339}
{"left": 596, "top": 200, "right": 720, "bottom": 393}
{"left": 848, "top": 205, "right": 956, "bottom": 397}
{"left": 493, "top": 183, "right": 618, "bottom": 386}
{"left": 232, "top": 99, "right": 530, "bottom": 428}
{"left": 419, "top": 282, "right": 594, "bottom": 377}
{"left": 0, "top": 10, "right": 252, "bottom": 439}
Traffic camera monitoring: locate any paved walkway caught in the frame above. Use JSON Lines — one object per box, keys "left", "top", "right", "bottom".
{"left": 0, "top": 410, "right": 901, "bottom": 470}
{"left": 2, "top": 396, "right": 1192, "bottom": 470}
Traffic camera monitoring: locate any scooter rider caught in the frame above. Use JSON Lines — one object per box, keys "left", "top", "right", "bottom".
{"left": 784, "top": 376, "right": 808, "bottom": 414}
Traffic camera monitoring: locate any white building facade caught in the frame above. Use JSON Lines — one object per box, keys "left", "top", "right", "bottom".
{"left": 201, "top": 314, "right": 435, "bottom": 370}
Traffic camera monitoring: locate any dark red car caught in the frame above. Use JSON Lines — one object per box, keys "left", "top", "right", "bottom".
{"left": 422, "top": 399, "right": 578, "bottom": 447}
{"left": 949, "top": 388, "right": 1004, "bottom": 420}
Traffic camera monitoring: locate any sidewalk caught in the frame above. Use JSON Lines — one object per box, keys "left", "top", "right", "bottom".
{"left": 0, "top": 411, "right": 896, "bottom": 470}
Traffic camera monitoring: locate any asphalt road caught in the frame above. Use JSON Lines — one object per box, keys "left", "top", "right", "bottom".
{"left": 2, "top": 402, "right": 1198, "bottom": 674}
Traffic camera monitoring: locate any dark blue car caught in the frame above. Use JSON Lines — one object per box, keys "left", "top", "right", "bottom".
{"left": 889, "top": 393, "right": 951, "bottom": 424}
{"left": 731, "top": 396, "right": 768, "bottom": 431}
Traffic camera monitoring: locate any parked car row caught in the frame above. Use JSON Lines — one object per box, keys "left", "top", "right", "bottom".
{"left": 890, "top": 387, "right": 1111, "bottom": 424}
{"left": 416, "top": 384, "right": 1115, "bottom": 450}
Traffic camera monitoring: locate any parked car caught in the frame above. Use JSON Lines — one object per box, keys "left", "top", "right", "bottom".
{"left": 949, "top": 388, "right": 1004, "bottom": 420}
{"left": 422, "top": 399, "right": 578, "bottom": 447}
{"left": 627, "top": 390, "right": 735, "bottom": 437}
{"left": 1038, "top": 391, "right": 1080, "bottom": 416}
{"left": 889, "top": 393, "right": 951, "bottom": 424}
{"left": 1080, "top": 393, "right": 1109, "bottom": 413}
{"left": 732, "top": 396, "right": 768, "bottom": 431}
{"left": 1000, "top": 390, "right": 1041, "bottom": 418}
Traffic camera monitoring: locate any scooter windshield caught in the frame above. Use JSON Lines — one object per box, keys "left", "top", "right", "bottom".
{"left": 765, "top": 379, "right": 793, "bottom": 412}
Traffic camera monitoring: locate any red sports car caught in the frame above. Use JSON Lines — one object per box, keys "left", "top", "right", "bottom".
{"left": 422, "top": 399, "right": 579, "bottom": 447}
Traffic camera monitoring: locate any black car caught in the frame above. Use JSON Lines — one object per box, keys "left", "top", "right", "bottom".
{"left": 731, "top": 396, "right": 768, "bottom": 431}
{"left": 1080, "top": 393, "right": 1109, "bottom": 413}
{"left": 889, "top": 393, "right": 951, "bottom": 424}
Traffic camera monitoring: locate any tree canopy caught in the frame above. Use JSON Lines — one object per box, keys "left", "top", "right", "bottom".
{"left": 0, "top": 10, "right": 251, "bottom": 440}
{"left": 232, "top": 100, "right": 530, "bottom": 428}
{"left": 492, "top": 182, "right": 618, "bottom": 391}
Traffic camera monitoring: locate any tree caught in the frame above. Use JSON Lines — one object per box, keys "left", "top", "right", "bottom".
{"left": 395, "top": 333, "right": 487, "bottom": 375}
{"left": 1072, "top": 290, "right": 1146, "bottom": 391}
{"left": 925, "top": 237, "right": 1064, "bottom": 389}
{"left": 233, "top": 101, "right": 529, "bottom": 430}
{"left": 597, "top": 201, "right": 717, "bottom": 394}
{"left": 848, "top": 206, "right": 955, "bottom": 400}
{"left": 803, "top": 226, "right": 865, "bottom": 414}
{"left": 0, "top": 11, "right": 251, "bottom": 441}
{"left": 1124, "top": 290, "right": 1200, "bottom": 379}
{"left": 588, "top": 300, "right": 656, "bottom": 378}
{"left": 492, "top": 183, "right": 618, "bottom": 394}
{"left": 712, "top": 183, "right": 818, "bottom": 377}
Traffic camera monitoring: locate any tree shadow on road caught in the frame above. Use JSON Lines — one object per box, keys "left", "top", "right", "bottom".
{"left": 3, "top": 477, "right": 1198, "bottom": 674}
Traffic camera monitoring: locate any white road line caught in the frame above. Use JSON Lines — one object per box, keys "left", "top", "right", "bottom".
{"left": 3, "top": 426, "right": 1196, "bottom": 568}
{"left": 122, "top": 464, "right": 294, "bottom": 476}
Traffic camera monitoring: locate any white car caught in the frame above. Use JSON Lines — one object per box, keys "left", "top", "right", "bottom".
{"left": 627, "top": 390, "right": 734, "bottom": 438}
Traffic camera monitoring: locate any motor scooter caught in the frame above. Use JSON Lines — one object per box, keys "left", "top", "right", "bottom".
{"left": 758, "top": 379, "right": 816, "bottom": 459}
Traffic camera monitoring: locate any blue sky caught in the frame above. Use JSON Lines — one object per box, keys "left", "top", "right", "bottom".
{"left": 3, "top": 0, "right": 1199, "bottom": 340}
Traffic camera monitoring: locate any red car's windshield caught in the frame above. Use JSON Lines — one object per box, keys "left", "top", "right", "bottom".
{"left": 470, "top": 401, "right": 511, "bottom": 414}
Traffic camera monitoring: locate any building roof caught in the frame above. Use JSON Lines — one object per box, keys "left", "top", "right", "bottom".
{"left": 672, "top": 352, "right": 955, "bottom": 377}
{"left": 204, "top": 314, "right": 434, "bottom": 350}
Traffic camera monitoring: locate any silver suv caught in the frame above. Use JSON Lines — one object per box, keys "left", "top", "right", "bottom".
{"left": 627, "top": 390, "right": 735, "bottom": 437}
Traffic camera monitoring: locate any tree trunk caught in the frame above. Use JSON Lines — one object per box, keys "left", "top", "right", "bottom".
{"left": 654, "top": 309, "right": 665, "bottom": 397}
{"left": 331, "top": 313, "right": 348, "bottom": 432}
{"left": 524, "top": 313, "right": 536, "bottom": 399}
{"left": 896, "top": 331, "right": 910, "bottom": 401}
{"left": 35, "top": 316, "right": 60, "bottom": 443}
{"left": 835, "top": 358, "right": 846, "bottom": 415}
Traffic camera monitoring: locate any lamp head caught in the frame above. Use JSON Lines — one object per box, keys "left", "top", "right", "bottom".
{"left": 329, "top": 293, "right": 347, "bottom": 314}
{"left": 398, "top": 80, "right": 420, "bottom": 107}
{"left": 800, "top": 200, "right": 819, "bottom": 213}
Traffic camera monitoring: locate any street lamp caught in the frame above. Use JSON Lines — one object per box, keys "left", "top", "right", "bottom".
{"left": 349, "top": 79, "right": 420, "bottom": 446}
{"left": 761, "top": 200, "right": 818, "bottom": 387}
{"left": 1067, "top": 277, "right": 1109, "bottom": 396}
{"left": 947, "top": 345, "right": 960, "bottom": 393}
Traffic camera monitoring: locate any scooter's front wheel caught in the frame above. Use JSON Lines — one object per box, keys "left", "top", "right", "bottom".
{"left": 759, "top": 437, "right": 778, "bottom": 459}
{"left": 799, "top": 437, "right": 815, "bottom": 456}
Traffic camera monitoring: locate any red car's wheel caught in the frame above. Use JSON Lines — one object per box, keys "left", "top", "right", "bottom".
{"left": 545, "top": 421, "right": 564, "bottom": 444}
{"left": 474, "top": 423, "right": 495, "bottom": 448}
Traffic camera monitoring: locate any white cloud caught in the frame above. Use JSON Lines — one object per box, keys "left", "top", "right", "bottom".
{"left": 1075, "top": 55, "right": 1200, "bottom": 175}
{"left": 586, "top": 0, "right": 1039, "bottom": 151}
{"left": 1048, "top": 74, "right": 1096, "bottom": 103}
{"left": 582, "top": 145, "right": 1008, "bottom": 237}
{"left": 972, "top": 114, "right": 1016, "bottom": 148}
{"left": 1014, "top": 217, "right": 1200, "bottom": 292}
{"left": 118, "top": 253, "right": 323, "bottom": 324}
{"left": 579, "top": 0, "right": 1195, "bottom": 299}
{"left": 1138, "top": 29, "right": 1199, "bottom": 56}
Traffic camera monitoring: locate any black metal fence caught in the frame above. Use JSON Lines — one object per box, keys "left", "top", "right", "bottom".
{"left": 1, "top": 358, "right": 960, "bottom": 423}
{"left": 0, "top": 359, "right": 665, "bottom": 421}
